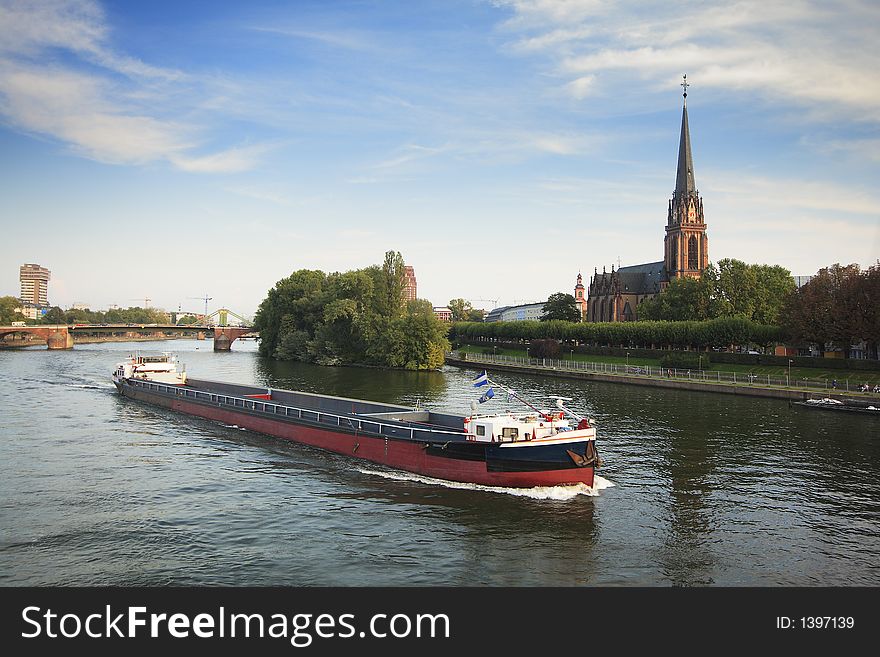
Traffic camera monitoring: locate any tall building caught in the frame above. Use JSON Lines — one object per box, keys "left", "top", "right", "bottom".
{"left": 403, "top": 266, "right": 417, "bottom": 302}
{"left": 20, "top": 263, "right": 51, "bottom": 306}
{"left": 587, "top": 76, "right": 709, "bottom": 322}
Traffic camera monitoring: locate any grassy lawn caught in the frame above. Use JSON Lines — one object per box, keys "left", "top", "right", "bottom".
{"left": 455, "top": 345, "right": 880, "bottom": 386}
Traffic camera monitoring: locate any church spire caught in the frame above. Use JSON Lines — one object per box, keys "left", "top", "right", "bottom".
{"left": 664, "top": 74, "right": 708, "bottom": 281}
{"left": 674, "top": 74, "right": 696, "bottom": 199}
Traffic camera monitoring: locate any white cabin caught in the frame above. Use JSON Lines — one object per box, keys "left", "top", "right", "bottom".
{"left": 463, "top": 411, "right": 595, "bottom": 446}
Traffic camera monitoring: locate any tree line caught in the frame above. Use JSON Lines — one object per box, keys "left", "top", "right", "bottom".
{"left": 451, "top": 316, "right": 783, "bottom": 350}
{"left": 254, "top": 251, "right": 449, "bottom": 369}
{"left": 0, "top": 297, "right": 171, "bottom": 325}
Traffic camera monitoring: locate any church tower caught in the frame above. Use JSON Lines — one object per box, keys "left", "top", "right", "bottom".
{"left": 664, "top": 75, "right": 708, "bottom": 281}
{"left": 574, "top": 272, "right": 587, "bottom": 321}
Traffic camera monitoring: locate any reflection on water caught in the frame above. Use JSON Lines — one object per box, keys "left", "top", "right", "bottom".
{"left": 1, "top": 339, "right": 878, "bottom": 586}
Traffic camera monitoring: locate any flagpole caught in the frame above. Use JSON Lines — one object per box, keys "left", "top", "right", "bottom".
{"left": 485, "top": 376, "right": 554, "bottom": 421}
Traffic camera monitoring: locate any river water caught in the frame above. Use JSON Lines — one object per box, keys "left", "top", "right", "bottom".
{"left": 1, "top": 339, "right": 878, "bottom": 586}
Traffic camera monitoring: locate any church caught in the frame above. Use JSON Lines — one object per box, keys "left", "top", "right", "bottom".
{"left": 583, "top": 76, "right": 709, "bottom": 322}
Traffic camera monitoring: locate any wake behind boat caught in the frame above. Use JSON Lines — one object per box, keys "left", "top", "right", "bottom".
{"left": 112, "top": 357, "right": 602, "bottom": 488}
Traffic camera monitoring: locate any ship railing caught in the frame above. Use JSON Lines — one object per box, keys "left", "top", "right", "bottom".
{"left": 129, "top": 378, "right": 472, "bottom": 442}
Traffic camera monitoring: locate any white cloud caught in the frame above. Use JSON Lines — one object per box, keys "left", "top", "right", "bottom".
{"left": 0, "top": 63, "right": 190, "bottom": 163}
{"left": 0, "top": 0, "right": 264, "bottom": 171}
{"left": 171, "top": 143, "right": 276, "bottom": 174}
{"left": 704, "top": 171, "right": 880, "bottom": 217}
{"left": 497, "top": 0, "right": 880, "bottom": 121}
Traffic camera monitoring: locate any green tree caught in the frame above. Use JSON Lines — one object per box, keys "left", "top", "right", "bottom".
{"left": 638, "top": 276, "right": 712, "bottom": 321}
{"left": 0, "top": 296, "right": 26, "bottom": 324}
{"left": 253, "top": 252, "right": 445, "bottom": 369}
{"left": 42, "top": 306, "right": 65, "bottom": 324}
{"left": 541, "top": 292, "right": 580, "bottom": 322}
{"left": 375, "top": 250, "right": 406, "bottom": 318}
{"left": 448, "top": 298, "right": 474, "bottom": 322}
{"left": 751, "top": 264, "right": 796, "bottom": 324}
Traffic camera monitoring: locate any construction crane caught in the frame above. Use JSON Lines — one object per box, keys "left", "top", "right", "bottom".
{"left": 128, "top": 297, "right": 151, "bottom": 308}
{"left": 470, "top": 298, "right": 499, "bottom": 308}
{"left": 189, "top": 295, "right": 212, "bottom": 322}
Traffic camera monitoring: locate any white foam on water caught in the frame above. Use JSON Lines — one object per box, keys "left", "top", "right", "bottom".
{"left": 357, "top": 468, "right": 615, "bottom": 500}
{"left": 222, "top": 424, "right": 248, "bottom": 431}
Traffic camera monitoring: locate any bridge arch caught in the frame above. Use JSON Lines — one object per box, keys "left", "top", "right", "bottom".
{"left": 0, "top": 325, "right": 73, "bottom": 349}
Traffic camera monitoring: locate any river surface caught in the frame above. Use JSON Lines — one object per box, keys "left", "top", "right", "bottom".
{"left": 1, "top": 339, "right": 878, "bottom": 586}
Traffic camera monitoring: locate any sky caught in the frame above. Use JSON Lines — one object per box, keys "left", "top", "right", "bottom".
{"left": 0, "top": 0, "right": 878, "bottom": 318}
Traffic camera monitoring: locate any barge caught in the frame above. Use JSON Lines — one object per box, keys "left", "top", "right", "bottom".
{"left": 113, "top": 355, "right": 601, "bottom": 488}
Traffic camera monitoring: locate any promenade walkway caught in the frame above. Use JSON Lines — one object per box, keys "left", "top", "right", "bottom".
{"left": 445, "top": 352, "right": 880, "bottom": 405}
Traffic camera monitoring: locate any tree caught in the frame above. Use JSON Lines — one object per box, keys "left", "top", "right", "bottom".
{"left": 853, "top": 262, "right": 880, "bottom": 360}
{"left": 750, "top": 264, "right": 796, "bottom": 324}
{"left": 638, "top": 276, "right": 712, "bottom": 321}
{"left": 0, "top": 296, "right": 25, "bottom": 324}
{"left": 42, "top": 306, "right": 65, "bottom": 324}
{"left": 253, "top": 252, "right": 447, "bottom": 369}
{"left": 448, "top": 298, "right": 474, "bottom": 322}
{"left": 374, "top": 250, "right": 406, "bottom": 318}
{"left": 780, "top": 263, "right": 861, "bottom": 355}
{"left": 541, "top": 293, "right": 580, "bottom": 322}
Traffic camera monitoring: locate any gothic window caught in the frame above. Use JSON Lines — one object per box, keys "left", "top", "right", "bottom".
{"left": 670, "top": 240, "right": 678, "bottom": 271}
{"left": 600, "top": 299, "right": 606, "bottom": 323}
{"left": 688, "top": 235, "right": 698, "bottom": 270}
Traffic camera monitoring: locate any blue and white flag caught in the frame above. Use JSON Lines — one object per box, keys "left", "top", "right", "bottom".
{"left": 478, "top": 387, "right": 495, "bottom": 404}
{"left": 472, "top": 371, "right": 489, "bottom": 387}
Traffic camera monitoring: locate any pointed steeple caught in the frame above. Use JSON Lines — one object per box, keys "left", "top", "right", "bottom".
{"left": 664, "top": 74, "right": 708, "bottom": 281}
{"left": 674, "top": 74, "right": 696, "bottom": 198}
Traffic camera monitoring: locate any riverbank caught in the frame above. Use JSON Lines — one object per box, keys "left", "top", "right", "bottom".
{"left": 445, "top": 352, "right": 877, "bottom": 405}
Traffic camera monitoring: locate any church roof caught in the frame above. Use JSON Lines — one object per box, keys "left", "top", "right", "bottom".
{"left": 616, "top": 260, "right": 667, "bottom": 295}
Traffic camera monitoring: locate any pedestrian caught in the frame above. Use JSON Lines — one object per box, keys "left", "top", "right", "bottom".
{"left": 832, "top": 379, "right": 838, "bottom": 389}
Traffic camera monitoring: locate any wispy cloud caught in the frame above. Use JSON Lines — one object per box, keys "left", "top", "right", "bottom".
{"left": 704, "top": 170, "right": 880, "bottom": 217}
{"left": 0, "top": 0, "right": 266, "bottom": 171}
{"left": 249, "top": 26, "right": 381, "bottom": 53}
{"left": 0, "top": 62, "right": 190, "bottom": 163}
{"left": 172, "top": 143, "right": 277, "bottom": 174}
{"left": 496, "top": 0, "right": 880, "bottom": 122}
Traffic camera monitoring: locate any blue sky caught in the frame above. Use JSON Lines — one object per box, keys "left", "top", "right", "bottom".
{"left": 1, "top": 0, "right": 877, "bottom": 317}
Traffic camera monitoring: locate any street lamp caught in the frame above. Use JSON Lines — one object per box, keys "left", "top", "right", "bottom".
{"left": 626, "top": 352, "right": 630, "bottom": 368}
{"left": 788, "top": 359, "right": 793, "bottom": 387}
{"left": 699, "top": 355, "right": 703, "bottom": 371}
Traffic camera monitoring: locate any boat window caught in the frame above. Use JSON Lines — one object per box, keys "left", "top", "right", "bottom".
{"left": 476, "top": 425, "right": 486, "bottom": 436}
{"left": 502, "top": 427, "right": 519, "bottom": 439}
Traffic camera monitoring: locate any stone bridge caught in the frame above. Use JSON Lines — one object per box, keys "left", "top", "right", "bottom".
{"left": 0, "top": 324, "right": 258, "bottom": 351}
{"left": 211, "top": 326, "right": 259, "bottom": 351}
{"left": 0, "top": 325, "right": 74, "bottom": 349}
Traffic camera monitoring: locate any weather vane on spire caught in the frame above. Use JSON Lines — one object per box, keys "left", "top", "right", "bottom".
{"left": 681, "top": 73, "right": 689, "bottom": 104}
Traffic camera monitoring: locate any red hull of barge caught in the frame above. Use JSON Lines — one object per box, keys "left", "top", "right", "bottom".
{"left": 122, "top": 384, "right": 595, "bottom": 488}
